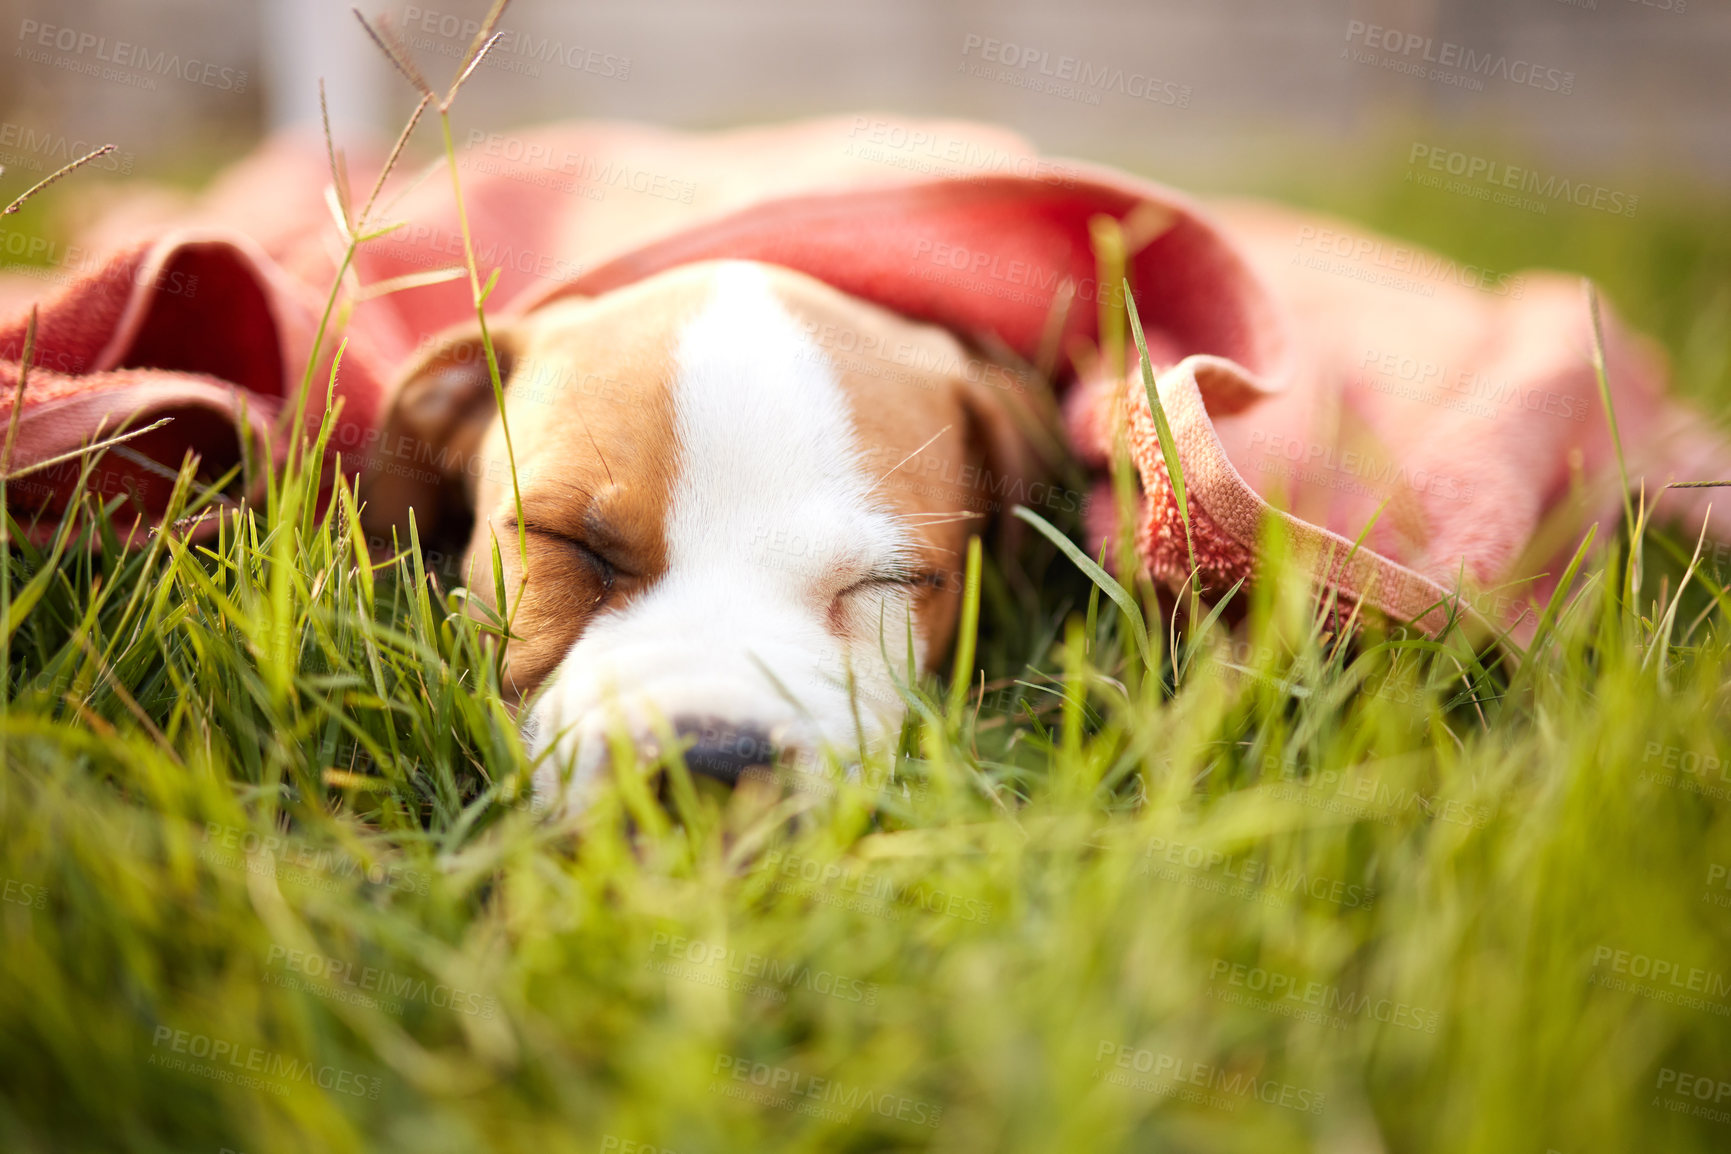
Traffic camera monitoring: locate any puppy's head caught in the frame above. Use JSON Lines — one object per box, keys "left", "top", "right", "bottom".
{"left": 363, "top": 260, "right": 1033, "bottom": 807}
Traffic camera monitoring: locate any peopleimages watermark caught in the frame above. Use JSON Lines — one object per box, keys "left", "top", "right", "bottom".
{"left": 1356, "top": 346, "right": 1593, "bottom": 425}
{"left": 15, "top": 20, "right": 249, "bottom": 93}
{"left": 600, "top": 1138, "right": 679, "bottom": 1154}
{"left": 758, "top": 849, "right": 994, "bottom": 924}
{"left": 461, "top": 131, "right": 696, "bottom": 205}
{"left": 264, "top": 944, "right": 498, "bottom": 1020}
{"left": 1292, "top": 225, "right": 1527, "bottom": 299}
{"left": 0, "top": 229, "right": 200, "bottom": 300}
{"left": 647, "top": 932, "right": 879, "bottom": 1006}
{"left": 1245, "top": 429, "right": 1479, "bottom": 505}
{"left": 842, "top": 117, "right": 1078, "bottom": 187}
{"left": 379, "top": 222, "right": 587, "bottom": 284}
{"left": 1093, "top": 1041, "right": 1326, "bottom": 1115}
{"left": 347, "top": 347, "right": 634, "bottom": 466}
{"left": 0, "top": 121, "right": 135, "bottom": 175}
{"left": 746, "top": 758, "right": 933, "bottom": 804}
{"left": 711, "top": 1053, "right": 942, "bottom": 1128}
{"left": 1638, "top": 741, "right": 1731, "bottom": 804}
{"left": 1260, "top": 758, "right": 1494, "bottom": 830}
{"left": 857, "top": 443, "right": 1087, "bottom": 518}
{"left": 148, "top": 1025, "right": 381, "bottom": 1100}
{"left": 795, "top": 310, "right": 1039, "bottom": 397}
{"left": 1408, "top": 144, "right": 1638, "bottom": 218}
{"left": 1653, "top": 1067, "right": 1731, "bottom": 1127}
{"left": 1555, "top": 0, "right": 1688, "bottom": 14}
{"left": 1141, "top": 835, "right": 1377, "bottom": 911}
{"left": 200, "top": 822, "right": 432, "bottom": 897}
{"left": 1342, "top": 20, "right": 1575, "bottom": 95}
{"left": 1706, "top": 863, "right": 1731, "bottom": 911}
{"left": 1208, "top": 959, "right": 1442, "bottom": 1033}
{"left": 398, "top": 6, "right": 630, "bottom": 80}
{"left": 2, "top": 876, "right": 48, "bottom": 911}
{"left": 906, "top": 236, "right": 1137, "bottom": 316}
{"left": 1588, "top": 944, "right": 1731, "bottom": 1016}
{"left": 959, "top": 34, "right": 1192, "bottom": 109}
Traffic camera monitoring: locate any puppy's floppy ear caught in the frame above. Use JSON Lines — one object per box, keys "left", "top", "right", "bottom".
{"left": 952, "top": 376, "right": 1046, "bottom": 544}
{"left": 359, "top": 322, "right": 522, "bottom": 554}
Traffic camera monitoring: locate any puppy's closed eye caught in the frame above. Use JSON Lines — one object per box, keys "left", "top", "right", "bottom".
{"left": 826, "top": 564, "right": 938, "bottom": 641}
{"left": 839, "top": 567, "right": 940, "bottom": 597}
{"left": 522, "top": 525, "right": 621, "bottom": 593}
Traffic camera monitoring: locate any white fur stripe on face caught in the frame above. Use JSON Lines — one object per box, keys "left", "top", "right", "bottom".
{"left": 664, "top": 261, "right": 916, "bottom": 589}
{"left": 528, "top": 261, "right": 922, "bottom": 808}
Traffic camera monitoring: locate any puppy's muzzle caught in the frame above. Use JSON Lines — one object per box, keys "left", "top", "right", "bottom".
{"left": 674, "top": 715, "right": 778, "bottom": 786}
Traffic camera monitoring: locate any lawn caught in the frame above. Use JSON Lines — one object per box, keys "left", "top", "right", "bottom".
{"left": 2, "top": 98, "right": 1731, "bottom": 1154}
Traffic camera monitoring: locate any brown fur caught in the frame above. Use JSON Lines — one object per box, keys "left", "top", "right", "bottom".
{"left": 362, "top": 262, "right": 1038, "bottom": 702}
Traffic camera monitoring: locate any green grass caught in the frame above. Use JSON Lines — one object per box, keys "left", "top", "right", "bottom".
{"left": 4, "top": 99, "right": 1731, "bottom": 1154}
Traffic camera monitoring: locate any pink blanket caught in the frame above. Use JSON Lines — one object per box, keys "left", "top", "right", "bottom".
{"left": 2, "top": 116, "right": 1725, "bottom": 638}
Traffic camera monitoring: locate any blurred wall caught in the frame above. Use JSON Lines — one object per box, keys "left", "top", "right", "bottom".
{"left": 0, "top": 0, "right": 1725, "bottom": 193}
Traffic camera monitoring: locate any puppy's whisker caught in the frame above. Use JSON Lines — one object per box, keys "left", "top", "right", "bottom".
{"left": 748, "top": 652, "right": 820, "bottom": 725}
{"left": 519, "top": 477, "right": 598, "bottom": 507}
{"left": 903, "top": 510, "right": 987, "bottom": 522}
{"left": 579, "top": 415, "right": 616, "bottom": 488}
{"left": 903, "top": 514, "right": 988, "bottom": 529}
{"left": 866, "top": 424, "right": 952, "bottom": 495}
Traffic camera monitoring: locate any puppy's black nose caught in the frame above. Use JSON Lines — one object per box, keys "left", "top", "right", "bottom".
{"left": 674, "top": 716, "right": 777, "bottom": 786}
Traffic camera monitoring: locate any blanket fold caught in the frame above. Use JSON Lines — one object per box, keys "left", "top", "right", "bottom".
{"left": 1, "top": 116, "right": 1723, "bottom": 636}
{"left": 0, "top": 228, "right": 384, "bottom": 530}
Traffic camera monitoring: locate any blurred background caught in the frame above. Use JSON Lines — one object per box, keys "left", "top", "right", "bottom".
{"left": 0, "top": 0, "right": 1724, "bottom": 187}
{"left": 1, "top": 0, "right": 1727, "bottom": 402}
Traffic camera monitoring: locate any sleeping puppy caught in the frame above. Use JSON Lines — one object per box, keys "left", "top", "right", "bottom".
{"left": 362, "top": 260, "right": 1035, "bottom": 810}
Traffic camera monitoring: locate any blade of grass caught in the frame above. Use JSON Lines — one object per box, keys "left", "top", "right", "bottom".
{"left": 1125, "top": 277, "right": 1194, "bottom": 579}
{"left": 1014, "top": 504, "right": 1152, "bottom": 673}
{"left": 946, "top": 535, "right": 983, "bottom": 724}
